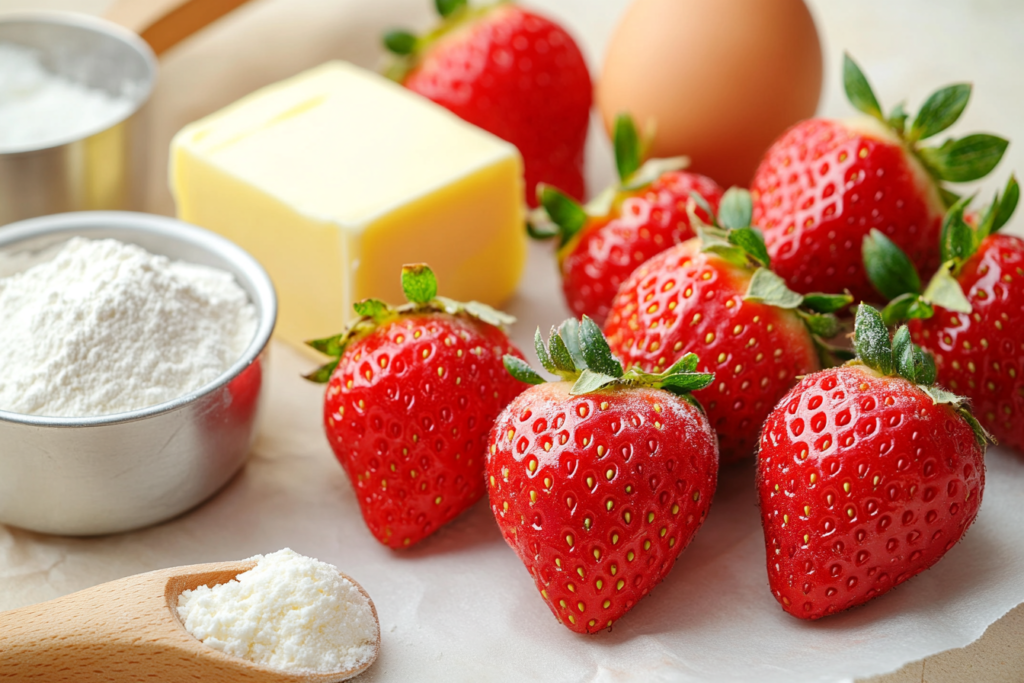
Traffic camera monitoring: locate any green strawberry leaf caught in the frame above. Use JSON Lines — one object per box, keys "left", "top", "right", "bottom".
{"left": 918, "top": 134, "right": 1009, "bottom": 183}
{"left": 504, "top": 355, "right": 546, "bottom": 385}
{"left": 559, "top": 318, "right": 588, "bottom": 371}
{"left": 570, "top": 369, "right": 619, "bottom": 395}
{"left": 688, "top": 191, "right": 717, "bottom": 227}
{"left": 548, "top": 326, "right": 577, "bottom": 374}
{"left": 880, "top": 292, "right": 934, "bottom": 325}
{"left": 939, "top": 186, "right": 962, "bottom": 210}
{"left": 435, "top": 0, "right": 467, "bottom": 18}
{"left": 303, "top": 358, "right": 340, "bottom": 383}
{"left": 887, "top": 102, "right": 909, "bottom": 135}
{"left": 718, "top": 187, "right": 754, "bottom": 231}
{"left": 383, "top": 30, "right": 417, "bottom": 55}
{"left": 914, "top": 345, "right": 938, "bottom": 386}
{"left": 401, "top": 263, "right": 438, "bottom": 304}
{"left": 728, "top": 227, "right": 770, "bottom": 268}
{"left": 665, "top": 352, "right": 700, "bottom": 374}
{"left": 863, "top": 229, "right": 922, "bottom": 300}
{"left": 352, "top": 298, "right": 390, "bottom": 322}
{"left": 992, "top": 174, "right": 1020, "bottom": 234}
{"left": 534, "top": 328, "right": 557, "bottom": 374}
{"left": 613, "top": 114, "right": 642, "bottom": 183}
{"left": 802, "top": 292, "right": 854, "bottom": 314}
{"left": 658, "top": 372, "right": 715, "bottom": 393}
{"left": 921, "top": 263, "right": 972, "bottom": 314}
{"left": 909, "top": 83, "right": 971, "bottom": 142}
{"left": 745, "top": 268, "right": 804, "bottom": 309}
{"left": 578, "top": 316, "right": 624, "bottom": 378}
{"left": 960, "top": 410, "right": 996, "bottom": 449}
{"left": 538, "top": 184, "right": 588, "bottom": 245}
{"left": 798, "top": 310, "right": 841, "bottom": 339}
{"left": 698, "top": 229, "right": 750, "bottom": 268}
{"left": 854, "top": 304, "right": 893, "bottom": 375}
{"left": 621, "top": 156, "right": 690, "bottom": 192}
{"left": 892, "top": 325, "right": 913, "bottom": 377}
{"left": 464, "top": 300, "right": 515, "bottom": 327}
{"left": 939, "top": 195, "right": 977, "bottom": 264}
{"left": 843, "top": 53, "right": 883, "bottom": 120}
{"left": 306, "top": 332, "right": 349, "bottom": 358}
{"left": 525, "top": 206, "right": 560, "bottom": 240}
{"left": 920, "top": 384, "right": 964, "bottom": 406}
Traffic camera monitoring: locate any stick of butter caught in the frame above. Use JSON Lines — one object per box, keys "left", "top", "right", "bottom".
{"left": 171, "top": 61, "right": 526, "bottom": 351}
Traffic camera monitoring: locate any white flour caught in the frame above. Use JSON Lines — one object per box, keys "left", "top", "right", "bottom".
{"left": 0, "top": 237, "right": 257, "bottom": 417}
{"left": 0, "top": 42, "right": 136, "bottom": 151}
{"left": 177, "top": 549, "right": 378, "bottom": 673}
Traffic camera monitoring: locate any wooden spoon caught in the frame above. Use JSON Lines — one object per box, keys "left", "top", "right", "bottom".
{"left": 0, "top": 560, "right": 380, "bottom": 682}
{"left": 105, "top": 0, "right": 255, "bottom": 56}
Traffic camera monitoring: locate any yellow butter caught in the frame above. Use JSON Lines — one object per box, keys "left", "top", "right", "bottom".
{"left": 171, "top": 61, "right": 525, "bottom": 350}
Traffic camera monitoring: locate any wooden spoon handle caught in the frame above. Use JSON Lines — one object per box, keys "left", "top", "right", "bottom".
{"left": 105, "top": 0, "right": 255, "bottom": 56}
{"left": 0, "top": 561, "right": 298, "bottom": 682}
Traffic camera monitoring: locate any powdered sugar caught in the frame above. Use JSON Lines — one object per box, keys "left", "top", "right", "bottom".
{"left": 0, "top": 237, "right": 257, "bottom": 417}
{"left": 177, "top": 548, "right": 378, "bottom": 673}
{"left": 0, "top": 43, "right": 137, "bottom": 152}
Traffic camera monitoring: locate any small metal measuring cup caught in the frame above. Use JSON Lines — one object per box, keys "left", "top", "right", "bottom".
{"left": 0, "top": 13, "right": 156, "bottom": 226}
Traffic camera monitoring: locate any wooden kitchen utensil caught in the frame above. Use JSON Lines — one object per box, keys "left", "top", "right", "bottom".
{"left": 0, "top": 560, "right": 380, "bottom": 682}
{"left": 105, "top": 0, "right": 254, "bottom": 55}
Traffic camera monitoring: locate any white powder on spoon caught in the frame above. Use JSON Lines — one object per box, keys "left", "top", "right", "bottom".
{"left": 0, "top": 237, "right": 257, "bottom": 417}
{"left": 177, "top": 549, "right": 379, "bottom": 674}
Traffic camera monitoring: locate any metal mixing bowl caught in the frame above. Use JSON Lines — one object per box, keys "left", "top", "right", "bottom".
{"left": 0, "top": 212, "right": 277, "bottom": 536}
{"left": 0, "top": 12, "right": 157, "bottom": 225}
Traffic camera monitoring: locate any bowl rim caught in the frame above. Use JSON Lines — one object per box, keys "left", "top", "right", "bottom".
{"left": 0, "top": 211, "right": 278, "bottom": 428}
{"left": 0, "top": 10, "right": 158, "bottom": 155}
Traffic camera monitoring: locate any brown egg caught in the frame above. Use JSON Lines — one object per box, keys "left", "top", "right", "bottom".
{"left": 597, "top": 0, "right": 822, "bottom": 189}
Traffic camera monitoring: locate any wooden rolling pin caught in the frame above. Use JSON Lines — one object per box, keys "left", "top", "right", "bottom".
{"left": 0, "top": 560, "right": 380, "bottom": 682}
{"left": 105, "top": 0, "right": 254, "bottom": 56}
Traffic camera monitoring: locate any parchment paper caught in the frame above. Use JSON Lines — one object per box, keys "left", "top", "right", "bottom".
{"left": 2, "top": 243, "right": 1024, "bottom": 683}
{"left": 1, "top": 1, "right": 1023, "bottom": 681}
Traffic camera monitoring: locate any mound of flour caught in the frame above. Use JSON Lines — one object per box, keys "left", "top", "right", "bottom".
{"left": 177, "top": 549, "right": 378, "bottom": 673}
{"left": 0, "top": 237, "right": 257, "bottom": 417}
{"left": 0, "top": 42, "right": 137, "bottom": 152}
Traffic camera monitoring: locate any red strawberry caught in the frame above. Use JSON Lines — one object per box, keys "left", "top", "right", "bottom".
{"left": 530, "top": 115, "right": 723, "bottom": 325}
{"left": 489, "top": 318, "right": 718, "bottom": 633}
{"left": 863, "top": 176, "right": 1024, "bottom": 451}
{"left": 306, "top": 264, "right": 527, "bottom": 548}
{"left": 751, "top": 53, "right": 1008, "bottom": 303}
{"left": 757, "top": 304, "right": 990, "bottom": 619}
{"left": 384, "top": 0, "right": 591, "bottom": 206}
{"left": 604, "top": 189, "right": 852, "bottom": 462}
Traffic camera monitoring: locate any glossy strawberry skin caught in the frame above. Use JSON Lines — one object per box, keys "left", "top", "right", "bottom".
{"left": 910, "top": 234, "right": 1024, "bottom": 452}
{"left": 604, "top": 240, "right": 820, "bottom": 462}
{"left": 487, "top": 382, "right": 718, "bottom": 634}
{"left": 403, "top": 4, "right": 591, "bottom": 206}
{"left": 560, "top": 172, "right": 724, "bottom": 326}
{"left": 324, "top": 313, "right": 526, "bottom": 548}
{"left": 757, "top": 365, "right": 985, "bottom": 620}
{"left": 751, "top": 118, "right": 945, "bottom": 303}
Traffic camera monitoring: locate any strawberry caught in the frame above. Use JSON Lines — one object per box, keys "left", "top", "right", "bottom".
{"left": 384, "top": 0, "right": 592, "bottom": 206}
{"left": 758, "top": 304, "right": 991, "bottom": 620}
{"left": 604, "top": 189, "right": 852, "bottom": 462}
{"left": 529, "top": 115, "right": 724, "bottom": 325}
{"left": 488, "top": 318, "right": 718, "bottom": 633}
{"left": 863, "top": 175, "right": 1024, "bottom": 451}
{"left": 751, "top": 53, "right": 1009, "bottom": 303}
{"left": 306, "top": 264, "right": 527, "bottom": 548}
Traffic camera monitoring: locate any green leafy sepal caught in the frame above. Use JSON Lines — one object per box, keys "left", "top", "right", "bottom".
{"left": 842, "top": 52, "right": 1008, "bottom": 200}
{"left": 504, "top": 316, "right": 714, "bottom": 408}
{"left": 849, "top": 304, "right": 994, "bottom": 448}
{"left": 304, "top": 263, "right": 514, "bottom": 383}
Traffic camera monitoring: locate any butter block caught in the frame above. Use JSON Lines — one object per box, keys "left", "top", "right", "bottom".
{"left": 171, "top": 61, "right": 525, "bottom": 349}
